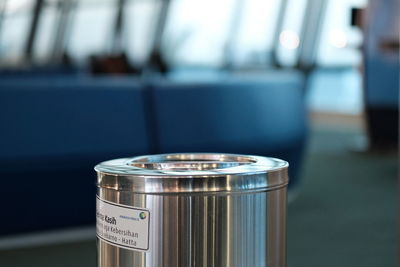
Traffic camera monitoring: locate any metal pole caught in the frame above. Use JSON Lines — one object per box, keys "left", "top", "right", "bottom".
{"left": 222, "top": 0, "right": 245, "bottom": 70}
{"left": 294, "top": 0, "right": 328, "bottom": 96}
{"left": 25, "top": 0, "right": 45, "bottom": 62}
{"left": 296, "top": 0, "right": 328, "bottom": 71}
{"left": 112, "top": 0, "right": 126, "bottom": 53}
{"left": 0, "top": 0, "right": 7, "bottom": 45}
{"left": 143, "top": 0, "right": 171, "bottom": 75}
{"left": 151, "top": 0, "right": 171, "bottom": 53}
{"left": 270, "top": 0, "right": 289, "bottom": 68}
{"left": 51, "top": 0, "right": 77, "bottom": 63}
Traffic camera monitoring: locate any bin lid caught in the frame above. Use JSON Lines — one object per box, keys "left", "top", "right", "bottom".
{"left": 95, "top": 153, "right": 288, "bottom": 193}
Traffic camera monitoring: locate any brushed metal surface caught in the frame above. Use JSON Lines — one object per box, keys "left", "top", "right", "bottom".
{"left": 97, "top": 189, "right": 286, "bottom": 267}
{"left": 96, "top": 153, "right": 288, "bottom": 267}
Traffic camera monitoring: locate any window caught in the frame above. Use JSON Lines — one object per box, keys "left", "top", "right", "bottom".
{"left": 68, "top": 0, "right": 114, "bottom": 63}
{"left": 0, "top": 0, "right": 34, "bottom": 64}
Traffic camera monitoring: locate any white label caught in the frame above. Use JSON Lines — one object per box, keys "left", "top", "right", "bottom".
{"left": 96, "top": 196, "right": 150, "bottom": 252}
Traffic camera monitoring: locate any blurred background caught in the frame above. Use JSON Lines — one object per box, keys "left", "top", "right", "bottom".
{"left": 0, "top": 0, "right": 398, "bottom": 266}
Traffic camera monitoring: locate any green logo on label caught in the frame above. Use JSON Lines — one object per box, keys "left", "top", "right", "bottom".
{"left": 139, "top": 212, "right": 146, "bottom": 220}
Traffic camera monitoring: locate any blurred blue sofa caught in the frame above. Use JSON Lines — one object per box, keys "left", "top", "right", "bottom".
{"left": 0, "top": 70, "right": 307, "bottom": 235}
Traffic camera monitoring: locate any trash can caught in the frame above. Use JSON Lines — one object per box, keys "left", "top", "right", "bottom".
{"left": 95, "top": 153, "right": 289, "bottom": 267}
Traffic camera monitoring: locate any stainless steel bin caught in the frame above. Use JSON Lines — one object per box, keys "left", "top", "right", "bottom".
{"left": 95, "top": 153, "right": 288, "bottom": 267}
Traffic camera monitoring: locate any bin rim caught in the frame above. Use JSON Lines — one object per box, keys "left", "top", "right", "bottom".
{"left": 95, "top": 153, "right": 289, "bottom": 193}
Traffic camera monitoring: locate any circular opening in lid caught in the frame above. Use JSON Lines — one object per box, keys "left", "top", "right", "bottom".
{"left": 129, "top": 153, "right": 257, "bottom": 171}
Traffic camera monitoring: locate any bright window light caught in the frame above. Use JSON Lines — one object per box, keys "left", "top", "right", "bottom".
{"left": 279, "top": 30, "right": 300, "bottom": 50}
{"left": 5, "top": 0, "right": 33, "bottom": 15}
{"left": 329, "top": 29, "right": 347, "bottom": 48}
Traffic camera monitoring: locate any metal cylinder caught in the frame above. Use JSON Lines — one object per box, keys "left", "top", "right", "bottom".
{"left": 95, "top": 153, "right": 288, "bottom": 267}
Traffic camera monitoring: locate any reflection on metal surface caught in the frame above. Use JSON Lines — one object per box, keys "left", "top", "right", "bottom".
{"left": 96, "top": 153, "right": 288, "bottom": 267}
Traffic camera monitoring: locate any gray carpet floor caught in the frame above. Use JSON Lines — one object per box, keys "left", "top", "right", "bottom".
{"left": 0, "top": 127, "right": 397, "bottom": 267}
{"left": 287, "top": 127, "right": 397, "bottom": 267}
